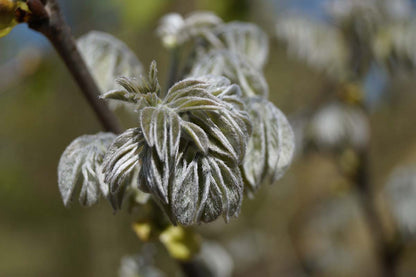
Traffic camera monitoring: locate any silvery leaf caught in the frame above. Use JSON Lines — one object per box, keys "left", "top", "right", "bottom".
{"left": 157, "top": 11, "right": 222, "bottom": 48}
{"left": 189, "top": 50, "right": 269, "bottom": 98}
{"left": 102, "top": 61, "right": 162, "bottom": 106}
{"left": 189, "top": 109, "right": 249, "bottom": 165}
{"left": 181, "top": 121, "right": 209, "bottom": 154}
{"left": 58, "top": 132, "right": 116, "bottom": 207}
{"left": 214, "top": 22, "right": 269, "bottom": 69}
{"left": 102, "top": 128, "right": 144, "bottom": 197}
{"left": 140, "top": 146, "right": 173, "bottom": 205}
{"left": 165, "top": 76, "right": 251, "bottom": 164}
{"left": 138, "top": 106, "right": 181, "bottom": 161}
{"left": 385, "top": 166, "right": 416, "bottom": 237}
{"left": 77, "top": 31, "right": 143, "bottom": 110}
{"left": 276, "top": 16, "right": 349, "bottom": 80}
{"left": 101, "top": 62, "right": 252, "bottom": 224}
{"left": 241, "top": 97, "right": 295, "bottom": 194}
{"left": 164, "top": 79, "right": 225, "bottom": 112}
{"left": 166, "top": 152, "right": 244, "bottom": 225}
{"left": 308, "top": 102, "right": 369, "bottom": 151}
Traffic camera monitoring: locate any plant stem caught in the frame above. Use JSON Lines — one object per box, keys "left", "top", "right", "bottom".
{"left": 25, "top": 0, "right": 122, "bottom": 134}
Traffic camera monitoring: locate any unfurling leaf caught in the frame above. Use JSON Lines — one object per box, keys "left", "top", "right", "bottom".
{"left": 77, "top": 31, "right": 143, "bottom": 110}
{"left": 164, "top": 152, "right": 244, "bottom": 225}
{"left": 102, "top": 65, "right": 252, "bottom": 225}
{"left": 102, "top": 61, "right": 162, "bottom": 107}
{"left": 241, "top": 97, "right": 295, "bottom": 194}
{"left": 190, "top": 50, "right": 269, "bottom": 98}
{"left": 157, "top": 11, "right": 222, "bottom": 48}
{"left": 102, "top": 128, "right": 144, "bottom": 194}
{"left": 58, "top": 133, "right": 116, "bottom": 207}
{"left": 214, "top": 22, "right": 269, "bottom": 69}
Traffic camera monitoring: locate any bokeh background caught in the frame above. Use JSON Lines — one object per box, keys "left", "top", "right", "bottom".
{"left": 2, "top": 0, "right": 416, "bottom": 276}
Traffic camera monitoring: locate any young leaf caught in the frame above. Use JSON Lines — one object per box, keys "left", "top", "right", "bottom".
{"left": 241, "top": 97, "right": 295, "bottom": 194}
{"left": 190, "top": 50, "right": 269, "bottom": 98}
{"left": 103, "top": 63, "right": 252, "bottom": 224}
{"left": 77, "top": 31, "right": 143, "bottom": 110}
{"left": 165, "top": 152, "right": 244, "bottom": 225}
{"left": 58, "top": 133, "right": 116, "bottom": 207}
{"left": 214, "top": 22, "right": 269, "bottom": 69}
{"left": 102, "top": 128, "right": 144, "bottom": 196}
{"left": 157, "top": 11, "right": 222, "bottom": 48}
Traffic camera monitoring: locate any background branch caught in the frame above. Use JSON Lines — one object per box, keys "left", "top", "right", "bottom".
{"left": 25, "top": 0, "right": 122, "bottom": 133}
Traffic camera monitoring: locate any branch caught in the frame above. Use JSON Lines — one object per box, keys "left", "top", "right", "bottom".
{"left": 354, "top": 107, "right": 403, "bottom": 277}
{"left": 24, "top": 0, "right": 122, "bottom": 133}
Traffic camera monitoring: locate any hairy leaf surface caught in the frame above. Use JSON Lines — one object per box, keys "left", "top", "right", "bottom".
{"left": 241, "top": 98, "right": 295, "bottom": 194}
{"left": 58, "top": 133, "right": 116, "bottom": 207}
{"left": 214, "top": 22, "right": 269, "bottom": 69}
{"left": 77, "top": 31, "right": 143, "bottom": 110}
{"left": 190, "top": 50, "right": 269, "bottom": 98}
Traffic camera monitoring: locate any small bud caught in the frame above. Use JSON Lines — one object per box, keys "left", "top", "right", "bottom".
{"left": 0, "top": 0, "right": 30, "bottom": 37}
{"left": 0, "top": 0, "right": 18, "bottom": 37}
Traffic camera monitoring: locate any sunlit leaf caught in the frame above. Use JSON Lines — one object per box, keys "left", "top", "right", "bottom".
{"left": 103, "top": 63, "right": 251, "bottom": 224}
{"left": 157, "top": 11, "right": 222, "bottom": 48}
{"left": 102, "top": 128, "right": 144, "bottom": 195}
{"left": 213, "top": 22, "right": 269, "bottom": 69}
{"left": 241, "top": 97, "right": 295, "bottom": 194}
{"left": 77, "top": 31, "right": 143, "bottom": 110}
{"left": 58, "top": 133, "right": 116, "bottom": 207}
{"left": 164, "top": 153, "right": 244, "bottom": 225}
{"left": 101, "top": 62, "right": 162, "bottom": 108}
{"left": 190, "top": 50, "right": 269, "bottom": 98}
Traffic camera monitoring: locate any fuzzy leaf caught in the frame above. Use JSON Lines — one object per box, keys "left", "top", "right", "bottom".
{"left": 102, "top": 62, "right": 162, "bottom": 106}
{"left": 101, "top": 63, "right": 252, "bottom": 225}
{"left": 241, "top": 98, "right": 295, "bottom": 194}
{"left": 77, "top": 31, "right": 143, "bottom": 99}
{"left": 166, "top": 153, "right": 243, "bottom": 225}
{"left": 214, "top": 22, "right": 269, "bottom": 69}
{"left": 102, "top": 128, "right": 144, "bottom": 196}
{"left": 157, "top": 11, "right": 222, "bottom": 48}
{"left": 58, "top": 133, "right": 116, "bottom": 207}
{"left": 181, "top": 121, "right": 209, "bottom": 154}
{"left": 190, "top": 50, "right": 269, "bottom": 98}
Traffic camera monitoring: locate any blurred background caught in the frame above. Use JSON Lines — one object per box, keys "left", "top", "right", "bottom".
{"left": 2, "top": 0, "right": 416, "bottom": 276}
